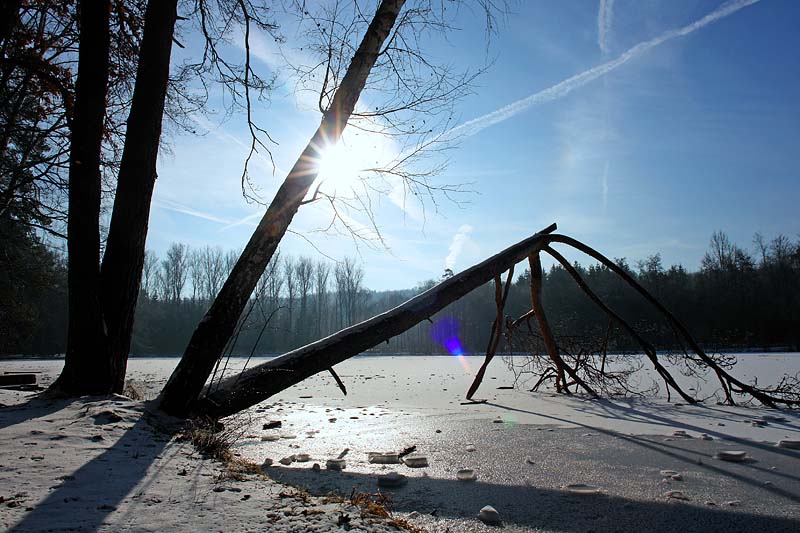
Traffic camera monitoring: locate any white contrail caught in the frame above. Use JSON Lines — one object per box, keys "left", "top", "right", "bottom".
{"left": 219, "top": 211, "right": 263, "bottom": 232}
{"left": 154, "top": 198, "right": 233, "bottom": 224}
{"left": 598, "top": 0, "right": 615, "bottom": 54}
{"left": 448, "top": 0, "right": 760, "bottom": 139}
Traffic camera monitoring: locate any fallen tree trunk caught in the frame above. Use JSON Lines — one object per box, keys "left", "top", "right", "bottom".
{"left": 193, "top": 223, "right": 557, "bottom": 418}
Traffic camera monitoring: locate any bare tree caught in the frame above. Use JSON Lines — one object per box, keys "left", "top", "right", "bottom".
{"left": 283, "top": 256, "right": 297, "bottom": 347}
{"left": 188, "top": 247, "right": 202, "bottom": 301}
{"left": 295, "top": 256, "right": 314, "bottom": 344}
{"left": 313, "top": 259, "right": 331, "bottom": 338}
{"left": 265, "top": 250, "right": 284, "bottom": 313}
{"left": 770, "top": 234, "right": 793, "bottom": 268}
{"left": 334, "top": 256, "right": 365, "bottom": 328}
{"left": 199, "top": 245, "right": 225, "bottom": 301}
{"left": 701, "top": 230, "right": 753, "bottom": 273}
{"left": 49, "top": 0, "right": 183, "bottom": 394}
{"left": 141, "top": 250, "right": 158, "bottom": 299}
{"left": 42, "top": 0, "right": 284, "bottom": 395}
{"left": 161, "top": 243, "right": 189, "bottom": 303}
{"left": 223, "top": 248, "right": 239, "bottom": 278}
{"left": 0, "top": 1, "right": 144, "bottom": 236}
{"left": 161, "top": 0, "right": 506, "bottom": 415}
{"left": 161, "top": 1, "right": 407, "bottom": 414}
{"left": 753, "top": 232, "right": 769, "bottom": 268}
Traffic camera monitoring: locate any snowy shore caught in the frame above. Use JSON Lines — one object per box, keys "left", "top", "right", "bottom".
{"left": 2, "top": 355, "right": 800, "bottom": 532}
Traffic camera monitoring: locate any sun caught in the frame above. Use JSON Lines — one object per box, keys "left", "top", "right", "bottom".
{"left": 316, "top": 131, "right": 393, "bottom": 192}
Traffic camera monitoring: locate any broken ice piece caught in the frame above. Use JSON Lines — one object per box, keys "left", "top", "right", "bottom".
{"left": 714, "top": 450, "right": 748, "bottom": 462}
{"left": 403, "top": 454, "right": 429, "bottom": 468}
{"left": 368, "top": 452, "right": 400, "bottom": 464}
{"left": 564, "top": 484, "right": 604, "bottom": 495}
{"left": 326, "top": 458, "right": 345, "bottom": 470}
{"left": 478, "top": 505, "right": 501, "bottom": 524}
{"left": 457, "top": 469, "right": 477, "bottom": 481}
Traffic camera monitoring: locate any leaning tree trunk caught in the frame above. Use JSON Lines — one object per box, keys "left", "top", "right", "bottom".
{"left": 192, "top": 224, "right": 557, "bottom": 419}
{"left": 52, "top": 0, "right": 111, "bottom": 395}
{"left": 160, "top": 0, "right": 407, "bottom": 417}
{"left": 99, "top": 0, "right": 179, "bottom": 393}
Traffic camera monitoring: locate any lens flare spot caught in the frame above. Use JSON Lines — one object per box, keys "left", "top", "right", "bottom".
{"left": 444, "top": 337, "right": 463, "bottom": 356}
{"left": 502, "top": 414, "right": 518, "bottom": 428}
{"left": 430, "top": 317, "right": 471, "bottom": 372}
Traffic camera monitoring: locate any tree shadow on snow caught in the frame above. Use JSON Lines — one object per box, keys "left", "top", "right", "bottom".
{"left": 268, "top": 465, "right": 800, "bottom": 533}
{"left": 485, "top": 401, "right": 800, "bottom": 498}
{"left": 0, "top": 395, "right": 74, "bottom": 431}
{"left": 7, "top": 400, "right": 178, "bottom": 533}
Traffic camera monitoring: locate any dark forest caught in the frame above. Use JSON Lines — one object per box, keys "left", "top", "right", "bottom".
{"left": 3, "top": 228, "right": 799, "bottom": 357}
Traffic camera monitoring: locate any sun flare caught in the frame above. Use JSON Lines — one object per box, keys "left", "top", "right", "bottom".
{"left": 316, "top": 131, "right": 393, "bottom": 192}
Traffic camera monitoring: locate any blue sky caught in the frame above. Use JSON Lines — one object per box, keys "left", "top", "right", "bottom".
{"left": 149, "top": 0, "right": 800, "bottom": 291}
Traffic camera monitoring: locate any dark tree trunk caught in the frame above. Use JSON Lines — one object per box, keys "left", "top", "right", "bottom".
{"left": 194, "top": 224, "right": 557, "bottom": 419}
{"left": 160, "top": 0, "right": 407, "bottom": 417}
{"left": 100, "top": 0, "right": 179, "bottom": 392}
{"left": 53, "top": 0, "right": 111, "bottom": 394}
{"left": 53, "top": 0, "right": 178, "bottom": 395}
{"left": 0, "top": 0, "right": 21, "bottom": 47}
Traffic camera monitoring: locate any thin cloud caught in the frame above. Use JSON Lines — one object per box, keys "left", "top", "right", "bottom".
{"left": 448, "top": 0, "right": 760, "bottom": 139}
{"left": 154, "top": 198, "right": 233, "bottom": 224}
{"left": 598, "top": 0, "right": 615, "bottom": 54}
{"left": 219, "top": 211, "right": 264, "bottom": 232}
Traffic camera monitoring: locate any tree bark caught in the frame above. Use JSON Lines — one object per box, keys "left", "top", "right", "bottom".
{"left": 529, "top": 253, "right": 567, "bottom": 392}
{"left": 528, "top": 252, "right": 597, "bottom": 397}
{"left": 99, "top": 0, "right": 179, "bottom": 393}
{"left": 53, "top": 0, "right": 178, "bottom": 395}
{"left": 0, "top": 0, "right": 21, "bottom": 47}
{"left": 53, "top": 0, "right": 111, "bottom": 394}
{"left": 160, "top": 0, "right": 407, "bottom": 417}
{"left": 193, "top": 223, "right": 557, "bottom": 419}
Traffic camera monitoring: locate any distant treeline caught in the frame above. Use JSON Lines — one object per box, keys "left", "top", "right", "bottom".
{"left": 2, "top": 230, "right": 799, "bottom": 356}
